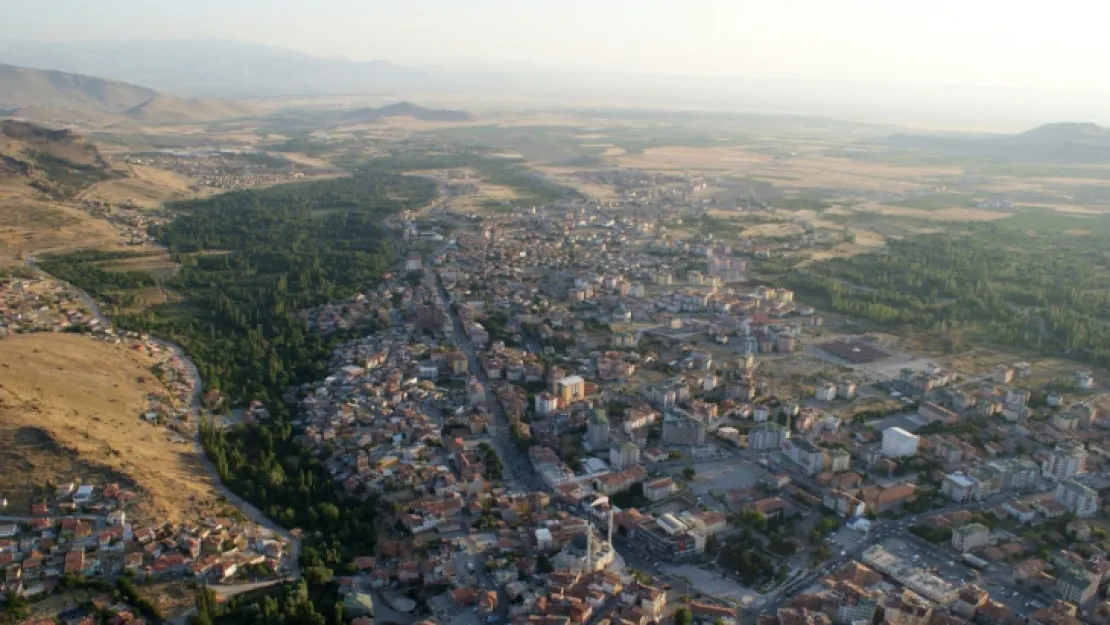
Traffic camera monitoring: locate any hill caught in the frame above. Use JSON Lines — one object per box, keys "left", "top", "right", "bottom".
{"left": 886, "top": 121, "right": 1110, "bottom": 163}
{"left": 123, "top": 94, "right": 257, "bottom": 123}
{"left": 0, "top": 63, "right": 257, "bottom": 122}
{"left": 343, "top": 101, "right": 473, "bottom": 123}
{"left": 0, "top": 39, "right": 430, "bottom": 97}
{"left": 0, "top": 119, "right": 118, "bottom": 197}
{"left": 0, "top": 333, "right": 223, "bottom": 522}
{"left": 0, "top": 62, "right": 156, "bottom": 112}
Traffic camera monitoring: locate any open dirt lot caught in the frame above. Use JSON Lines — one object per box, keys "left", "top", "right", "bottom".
{"left": 0, "top": 333, "right": 220, "bottom": 523}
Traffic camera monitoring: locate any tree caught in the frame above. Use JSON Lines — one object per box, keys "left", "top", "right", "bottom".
{"left": 674, "top": 607, "right": 693, "bottom": 625}
{"left": 682, "top": 466, "right": 696, "bottom": 480}
{"left": 3, "top": 590, "right": 30, "bottom": 622}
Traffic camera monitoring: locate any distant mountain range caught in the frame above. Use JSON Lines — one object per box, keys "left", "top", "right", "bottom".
{"left": 0, "top": 39, "right": 430, "bottom": 97}
{"left": 0, "top": 63, "right": 258, "bottom": 123}
{"left": 886, "top": 122, "right": 1110, "bottom": 163}
{"left": 343, "top": 102, "right": 472, "bottom": 123}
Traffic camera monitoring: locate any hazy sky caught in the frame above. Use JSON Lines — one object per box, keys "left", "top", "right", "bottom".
{"left": 6, "top": 0, "right": 1109, "bottom": 91}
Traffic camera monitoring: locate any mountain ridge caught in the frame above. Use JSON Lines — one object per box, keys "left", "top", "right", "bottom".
{"left": 886, "top": 121, "right": 1110, "bottom": 164}
{"left": 0, "top": 39, "right": 429, "bottom": 97}
{"left": 0, "top": 63, "right": 256, "bottom": 122}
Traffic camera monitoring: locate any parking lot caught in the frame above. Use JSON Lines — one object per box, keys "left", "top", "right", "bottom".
{"left": 678, "top": 458, "right": 765, "bottom": 499}
{"left": 660, "top": 562, "right": 760, "bottom": 606}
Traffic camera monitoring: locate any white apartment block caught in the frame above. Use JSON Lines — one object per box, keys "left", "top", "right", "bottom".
{"left": 881, "top": 427, "right": 919, "bottom": 458}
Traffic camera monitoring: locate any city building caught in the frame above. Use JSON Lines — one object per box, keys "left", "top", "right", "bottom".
{"left": 633, "top": 514, "right": 704, "bottom": 560}
{"left": 587, "top": 409, "right": 611, "bottom": 449}
{"left": 1055, "top": 479, "right": 1100, "bottom": 517}
{"left": 535, "top": 392, "right": 560, "bottom": 416}
{"left": 1056, "top": 563, "right": 1098, "bottom": 604}
{"left": 828, "top": 448, "right": 851, "bottom": 473}
{"left": 610, "top": 442, "right": 640, "bottom": 471}
{"left": 643, "top": 477, "right": 676, "bottom": 502}
{"left": 836, "top": 380, "right": 857, "bottom": 400}
{"left": 881, "top": 427, "right": 919, "bottom": 458}
{"left": 815, "top": 383, "right": 836, "bottom": 402}
{"left": 1042, "top": 441, "right": 1087, "bottom": 480}
{"left": 951, "top": 523, "right": 990, "bottom": 553}
{"left": 785, "top": 439, "right": 826, "bottom": 476}
{"left": 942, "top": 473, "right": 976, "bottom": 503}
{"left": 748, "top": 422, "right": 789, "bottom": 451}
{"left": 557, "top": 375, "right": 586, "bottom": 403}
{"left": 661, "top": 413, "right": 706, "bottom": 447}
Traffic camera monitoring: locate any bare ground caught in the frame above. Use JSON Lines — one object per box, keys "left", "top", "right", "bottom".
{"left": 0, "top": 333, "right": 223, "bottom": 523}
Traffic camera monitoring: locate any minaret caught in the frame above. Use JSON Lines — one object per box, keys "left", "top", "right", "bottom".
{"left": 585, "top": 527, "right": 592, "bottom": 572}
{"left": 607, "top": 508, "right": 613, "bottom": 550}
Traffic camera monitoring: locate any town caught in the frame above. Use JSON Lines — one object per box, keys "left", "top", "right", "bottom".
{"left": 193, "top": 186, "right": 1110, "bottom": 625}
{"left": 6, "top": 158, "right": 1110, "bottom": 625}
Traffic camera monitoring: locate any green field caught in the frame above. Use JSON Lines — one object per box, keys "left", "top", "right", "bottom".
{"left": 996, "top": 208, "right": 1110, "bottom": 233}
{"left": 887, "top": 191, "right": 973, "bottom": 210}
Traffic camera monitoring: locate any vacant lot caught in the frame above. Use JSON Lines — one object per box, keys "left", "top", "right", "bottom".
{"left": 0, "top": 333, "right": 219, "bottom": 522}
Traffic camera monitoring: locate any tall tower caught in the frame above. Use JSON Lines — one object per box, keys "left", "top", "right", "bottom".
{"left": 607, "top": 508, "right": 613, "bottom": 550}
{"left": 585, "top": 527, "right": 592, "bottom": 573}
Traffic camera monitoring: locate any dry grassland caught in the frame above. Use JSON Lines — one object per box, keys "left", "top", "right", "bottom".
{"left": 0, "top": 187, "right": 122, "bottom": 266}
{"left": 614, "top": 147, "right": 772, "bottom": 172}
{"left": 865, "top": 204, "right": 1010, "bottom": 221}
{"left": 531, "top": 165, "right": 620, "bottom": 202}
{"left": 79, "top": 163, "right": 206, "bottom": 209}
{"left": 0, "top": 334, "right": 220, "bottom": 522}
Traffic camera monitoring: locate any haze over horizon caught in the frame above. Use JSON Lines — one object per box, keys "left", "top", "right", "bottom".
{"left": 5, "top": 0, "right": 1109, "bottom": 92}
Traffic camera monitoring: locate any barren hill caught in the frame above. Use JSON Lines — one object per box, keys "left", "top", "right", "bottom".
{"left": 0, "top": 119, "right": 116, "bottom": 197}
{"left": 123, "top": 94, "right": 257, "bottom": 123}
{"left": 0, "top": 63, "right": 256, "bottom": 122}
{"left": 0, "top": 62, "right": 157, "bottom": 113}
{"left": 344, "top": 101, "right": 473, "bottom": 123}
{"left": 0, "top": 333, "right": 221, "bottom": 522}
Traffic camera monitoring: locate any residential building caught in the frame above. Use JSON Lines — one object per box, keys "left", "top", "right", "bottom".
{"left": 881, "top": 427, "right": 919, "bottom": 458}
{"left": 815, "top": 383, "right": 836, "bottom": 402}
{"left": 828, "top": 448, "right": 851, "bottom": 473}
{"left": 1043, "top": 441, "right": 1087, "bottom": 480}
{"left": 1075, "top": 370, "right": 1094, "bottom": 389}
{"left": 643, "top": 477, "right": 676, "bottom": 502}
{"left": 557, "top": 375, "right": 586, "bottom": 403}
{"left": 951, "top": 523, "right": 990, "bottom": 553}
{"left": 661, "top": 413, "right": 706, "bottom": 447}
{"left": 836, "top": 380, "right": 857, "bottom": 400}
{"left": 748, "top": 422, "right": 789, "bottom": 451}
{"left": 587, "top": 409, "right": 611, "bottom": 449}
{"left": 785, "top": 439, "right": 826, "bottom": 476}
{"left": 1055, "top": 479, "right": 1099, "bottom": 517}
{"left": 610, "top": 442, "right": 641, "bottom": 471}
{"left": 1056, "top": 563, "right": 1098, "bottom": 604}
{"left": 536, "top": 392, "right": 560, "bottom": 416}
{"left": 942, "top": 473, "right": 976, "bottom": 503}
